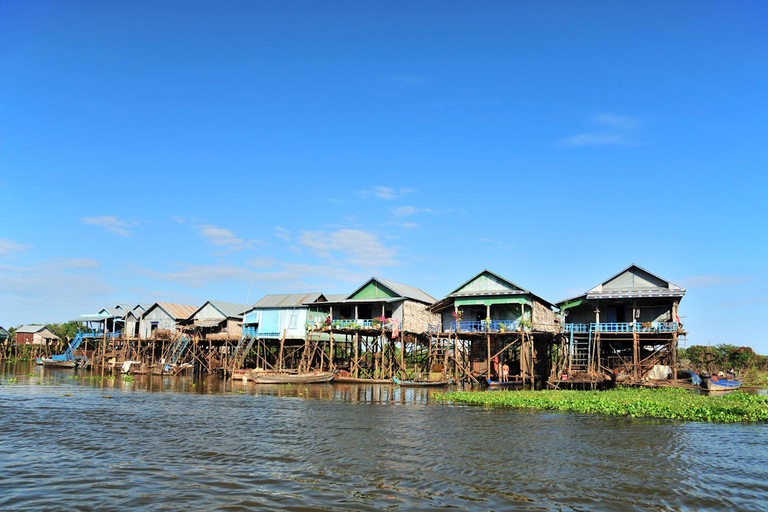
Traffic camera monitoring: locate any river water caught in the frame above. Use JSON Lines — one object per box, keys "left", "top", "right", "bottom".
{"left": 1, "top": 362, "right": 767, "bottom": 511}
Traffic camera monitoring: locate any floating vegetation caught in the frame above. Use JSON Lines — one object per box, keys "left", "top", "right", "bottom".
{"left": 122, "top": 375, "right": 134, "bottom": 382}
{"left": 436, "top": 387, "right": 768, "bottom": 423}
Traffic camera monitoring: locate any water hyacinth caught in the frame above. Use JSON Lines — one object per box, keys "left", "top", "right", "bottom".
{"left": 436, "top": 387, "right": 768, "bottom": 423}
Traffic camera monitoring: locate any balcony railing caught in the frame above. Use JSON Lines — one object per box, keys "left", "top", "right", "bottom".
{"left": 563, "top": 322, "right": 679, "bottom": 333}
{"left": 81, "top": 330, "right": 122, "bottom": 338}
{"left": 449, "top": 320, "right": 521, "bottom": 333}
{"left": 305, "top": 319, "right": 402, "bottom": 330}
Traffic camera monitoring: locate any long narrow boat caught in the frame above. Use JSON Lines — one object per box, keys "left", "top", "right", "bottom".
{"left": 36, "top": 357, "right": 77, "bottom": 369}
{"left": 393, "top": 376, "right": 450, "bottom": 387}
{"left": 333, "top": 376, "right": 393, "bottom": 384}
{"left": 247, "top": 371, "right": 336, "bottom": 384}
{"left": 486, "top": 378, "right": 521, "bottom": 388}
{"left": 701, "top": 376, "right": 742, "bottom": 391}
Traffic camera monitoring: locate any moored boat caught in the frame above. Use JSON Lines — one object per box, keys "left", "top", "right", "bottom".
{"left": 701, "top": 374, "right": 742, "bottom": 391}
{"left": 37, "top": 357, "right": 77, "bottom": 368}
{"left": 486, "top": 378, "right": 521, "bottom": 388}
{"left": 247, "top": 370, "right": 336, "bottom": 384}
{"left": 393, "top": 376, "right": 450, "bottom": 387}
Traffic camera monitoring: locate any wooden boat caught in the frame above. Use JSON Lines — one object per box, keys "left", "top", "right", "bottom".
{"left": 701, "top": 375, "right": 742, "bottom": 391}
{"left": 333, "top": 376, "right": 392, "bottom": 384}
{"left": 247, "top": 370, "right": 336, "bottom": 384}
{"left": 486, "top": 378, "right": 521, "bottom": 388}
{"left": 36, "top": 357, "right": 76, "bottom": 368}
{"left": 393, "top": 376, "right": 450, "bottom": 387}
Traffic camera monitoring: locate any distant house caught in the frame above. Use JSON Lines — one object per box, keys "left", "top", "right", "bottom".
{"left": 310, "top": 277, "right": 437, "bottom": 333}
{"left": 0, "top": 326, "right": 9, "bottom": 343}
{"left": 140, "top": 303, "right": 198, "bottom": 339}
{"left": 182, "top": 300, "right": 249, "bottom": 340}
{"left": 243, "top": 293, "right": 324, "bottom": 340}
{"left": 429, "top": 270, "right": 558, "bottom": 333}
{"left": 555, "top": 264, "right": 686, "bottom": 383}
{"left": 125, "top": 304, "right": 151, "bottom": 338}
{"left": 15, "top": 325, "right": 60, "bottom": 346}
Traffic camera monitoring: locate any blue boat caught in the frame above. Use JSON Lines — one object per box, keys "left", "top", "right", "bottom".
{"left": 486, "top": 378, "right": 520, "bottom": 388}
{"left": 701, "top": 374, "right": 742, "bottom": 391}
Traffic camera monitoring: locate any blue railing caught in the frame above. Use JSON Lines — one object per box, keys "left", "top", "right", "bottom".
{"left": 80, "top": 330, "right": 122, "bottom": 338}
{"left": 450, "top": 320, "right": 520, "bottom": 333}
{"left": 563, "top": 322, "right": 679, "bottom": 333}
{"left": 305, "top": 319, "right": 403, "bottom": 330}
{"left": 243, "top": 326, "right": 256, "bottom": 337}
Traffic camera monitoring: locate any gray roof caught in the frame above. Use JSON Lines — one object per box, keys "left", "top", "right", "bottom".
{"left": 0, "top": 326, "right": 10, "bottom": 336}
{"left": 17, "top": 325, "right": 49, "bottom": 333}
{"left": 348, "top": 277, "right": 436, "bottom": 305}
{"left": 191, "top": 300, "right": 250, "bottom": 319}
{"left": 115, "top": 303, "right": 134, "bottom": 311}
{"left": 252, "top": 292, "right": 324, "bottom": 309}
{"left": 323, "top": 294, "right": 348, "bottom": 303}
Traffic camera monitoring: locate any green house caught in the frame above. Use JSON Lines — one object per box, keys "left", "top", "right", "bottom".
{"left": 429, "top": 270, "right": 557, "bottom": 333}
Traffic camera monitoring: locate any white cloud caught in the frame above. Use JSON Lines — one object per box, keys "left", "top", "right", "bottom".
{"left": 0, "top": 259, "right": 116, "bottom": 324}
{"left": 196, "top": 224, "right": 262, "bottom": 251}
{"left": 298, "top": 229, "right": 398, "bottom": 267}
{"left": 136, "top": 263, "right": 256, "bottom": 288}
{"left": 275, "top": 227, "right": 292, "bottom": 241}
{"left": 0, "top": 238, "right": 30, "bottom": 258}
{"left": 356, "top": 186, "right": 416, "bottom": 200}
{"left": 82, "top": 216, "right": 135, "bottom": 237}
{"left": 559, "top": 113, "right": 641, "bottom": 147}
{"left": 392, "top": 206, "right": 444, "bottom": 217}
{"left": 559, "top": 133, "right": 626, "bottom": 147}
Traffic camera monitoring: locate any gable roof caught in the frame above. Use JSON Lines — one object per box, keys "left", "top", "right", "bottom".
{"left": 447, "top": 269, "right": 527, "bottom": 297}
{"left": 0, "top": 326, "right": 8, "bottom": 337}
{"left": 17, "top": 325, "right": 49, "bottom": 333}
{"left": 558, "top": 264, "right": 686, "bottom": 306}
{"left": 346, "top": 277, "right": 436, "bottom": 305}
{"left": 16, "top": 325, "right": 59, "bottom": 339}
{"left": 251, "top": 292, "right": 324, "bottom": 309}
{"left": 143, "top": 302, "right": 198, "bottom": 320}
{"left": 430, "top": 270, "right": 554, "bottom": 311}
{"left": 188, "top": 300, "right": 250, "bottom": 320}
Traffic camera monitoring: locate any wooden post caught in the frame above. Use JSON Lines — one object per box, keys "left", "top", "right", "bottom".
{"left": 354, "top": 332, "right": 359, "bottom": 378}
{"left": 633, "top": 332, "right": 639, "bottom": 381}
{"left": 486, "top": 333, "right": 491, "bottom": 380}
{"left": 277, "top": 329, "right": 286, "bottom": 372}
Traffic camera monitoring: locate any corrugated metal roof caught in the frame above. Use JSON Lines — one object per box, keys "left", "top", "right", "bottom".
{"left": 115, "top": 303, "right": 134, "bottom": 311}
{"left": 148, "top": 302, "right": 198, "bottom": 320}
{"left": 0, "top": 326, "right": 9, "bottom": 336}
{"left": 372, "top": 277, "right": 436, "bottom": 304}
{"left": 252, "top": 292, "right": 323, "bottom": 309}
{"left": 324, "top": 293, "right": 348, "bottom": 302}
{"left": 17, "top": 325, "right": 48, "bottom": 333}
{"left": 187, "top": 300, "right": 250, "bottom": 320}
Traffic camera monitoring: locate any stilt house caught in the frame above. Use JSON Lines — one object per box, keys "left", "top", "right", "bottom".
{"left": 139, "top": 302, "right": 198, "bottom": 339}
{"left": 182, "top": 300, "right": 249, "bottom": 341}
{"left": 243, "top": 293, "right": 324, "bottom": 341}
{"left": 555, "top": 264, "right": 686, "bottom": 385}
{"left": 427, "top": 270, "right": 558, "bottom": 384}
{"left": 15, "top": 325, "right": 60, "bottom": 346}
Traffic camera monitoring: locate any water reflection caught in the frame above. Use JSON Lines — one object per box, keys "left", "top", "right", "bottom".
{"left": 2, "top": 361, "right": 768, "bottom": 511}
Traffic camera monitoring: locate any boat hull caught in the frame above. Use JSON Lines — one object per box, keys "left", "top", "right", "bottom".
{"left": 247, "top": 371, "right": 336, "bottom": 384}
{"left": 37, "top": 358, "right": 77, "bottom": 368}
{"left": 702, "top": 378, "right": 742, "bottom": 391}
{"left": 393, "top": 377, "right": 450, "bottom": 387}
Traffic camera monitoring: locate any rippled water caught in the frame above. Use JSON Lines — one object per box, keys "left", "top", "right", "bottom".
{"left": 2, "top": 362, "right": 768, "bottom": 511}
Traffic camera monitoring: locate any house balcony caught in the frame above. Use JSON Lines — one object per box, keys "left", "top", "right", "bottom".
{"left": 563, "top": 322, "right": 680, "bottom": 334}
{"left": 439, "top": 320, "right": 521, "bottom": 333}
{"left": 306, "top": 319, "right": 402, "bottom": 331}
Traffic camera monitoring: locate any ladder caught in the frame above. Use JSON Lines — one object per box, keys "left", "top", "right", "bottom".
{"left": 568, "top": 330, "right": 591, "bottom": 372}
{"left": 167, "top": 335, "right": 191, "bottom": 365}
{"left": 231, "top": 328, "right": 257, "bottom": 371}
{"left": 50, "top": 330, "right": 85, "bottom": 362}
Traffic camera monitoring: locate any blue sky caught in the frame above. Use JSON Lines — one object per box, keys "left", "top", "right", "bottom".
{"left": 1, "top": 1, "right": 766, "bottom": 352}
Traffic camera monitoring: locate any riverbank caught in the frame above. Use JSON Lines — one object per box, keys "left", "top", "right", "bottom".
{"left": 437, "top": 387, "right": 768, "bottom": 423}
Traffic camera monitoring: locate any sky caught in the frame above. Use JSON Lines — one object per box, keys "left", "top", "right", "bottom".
{"left": 1, "top": 1, "right": 766, "bottom": 352}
